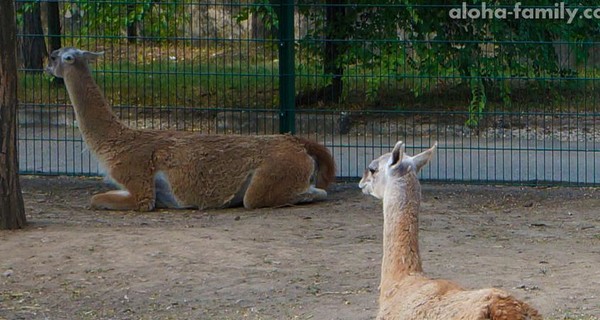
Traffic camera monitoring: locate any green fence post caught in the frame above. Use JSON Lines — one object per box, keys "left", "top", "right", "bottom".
{"left": 278, "top": 0, "right": 295, "bottom": 134}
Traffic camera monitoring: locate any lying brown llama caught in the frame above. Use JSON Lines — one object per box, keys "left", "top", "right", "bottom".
{"left": 359, "top": 141, "right": 542, "bottom": 320}
{"left": 45, "top": 47, "right": 335, "bottom": 211}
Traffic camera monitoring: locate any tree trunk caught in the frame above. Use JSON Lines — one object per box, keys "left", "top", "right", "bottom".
{"left": 294, "top": 1, "right": 346, "bottom": 106}
{"left": 46, "top": 0, "right": 62, "bottom": 52}
{"left": 324, "top": 0, "right": 345, "bottom": 103}
{"left": 126, "top": 4, "right": 139, "bottom": 43}
{"left": 251, "top": 12, "right": 276, "bottom": 39}
{"left": 251, "top": 13, "right": 267, "bottom": 39}
{"left": 19, "top": 2, "right": 47, "bottom": 72}
{"left": 252, "top": 0, "right": 278, "bottom": 39}
{"left": 0, "top": 0, "right": 27, "bottom": 229}
{"left": 46, "top": 0, "right": 63, "bottom": 85}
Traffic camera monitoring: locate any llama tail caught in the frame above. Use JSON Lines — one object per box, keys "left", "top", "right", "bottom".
{"left": 489, "top": 294, "right": 543, "bottom": 320}
{"left": 296, "top": 137, "right": 336, "bottom": 189}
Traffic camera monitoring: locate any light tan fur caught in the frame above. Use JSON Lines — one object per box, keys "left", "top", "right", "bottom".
{"left": 359, "top": 141, "right": 542, "bottom": 320}
{"left": 46, "top": 47, "right": 335, "bottom": 211}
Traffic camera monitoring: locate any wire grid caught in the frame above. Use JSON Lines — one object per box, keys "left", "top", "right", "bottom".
{"left": 15, "top": 0, "right": 600, "bottom": 185}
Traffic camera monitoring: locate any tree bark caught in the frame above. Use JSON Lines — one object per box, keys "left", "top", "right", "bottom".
{"left": 0, "top": 0, "right": 27, "bottom": 229}
{"left": 46, "top": 0, "right": 62, "bottom": 52}
{"left": 126, "top": 4, "right": 139, "bottom": 43}
{"left": 324, "top": 0, "right": 345, "bottom": 103}
{"left": 46, "top": 0, "right": 64, "bottom": 85}
{"left": 294, "top": 1, "right": 346, "bottom": 106}
{"left": 19, "top": 2, "right": 47, "bottom": 72}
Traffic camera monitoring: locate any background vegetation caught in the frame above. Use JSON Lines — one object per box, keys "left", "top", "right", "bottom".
{"left": 16, "top": 0, "right": 600, "bottom": 126}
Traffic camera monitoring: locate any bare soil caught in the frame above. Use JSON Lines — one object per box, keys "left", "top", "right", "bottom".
{"left": 1, "top": 176, "right": 599, "bottom": 320}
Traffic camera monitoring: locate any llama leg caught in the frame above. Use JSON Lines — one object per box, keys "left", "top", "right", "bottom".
{"left": 293, "top": 186, "right": 328, "bottom": 204}
{"left": 93, "top": 168, "right": 156, "bottom": 211}
{"left": 242, "top": 172, "right": 291, "bottom": 209}
{"left": 243, "top": 154, "right": 315, "bottom": 209}
{"left": 91, "top": 190, "right": 140, "bottom": 211}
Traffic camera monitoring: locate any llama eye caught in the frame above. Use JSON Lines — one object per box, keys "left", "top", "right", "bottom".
{"left": 369, "top": 168, "right": 376, "bottom": 174}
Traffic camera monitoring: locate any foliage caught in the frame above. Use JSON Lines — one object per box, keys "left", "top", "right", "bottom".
{"left": 466, "top": 67, "right": 486, "bottom": 127}
{"left": 63, "top": 0, "right": 187, "bottom": 42}
{"left": 15, "top": 0, "right": 600, "bottom": 121}
{"left": 240, "top": 0, "right": 600, "bottom": 124}
{"left": 235, "top": 0, "right": 279, "bottom": 33}
{"left": 15, "top": 1, "right": 35, "bottom": 26}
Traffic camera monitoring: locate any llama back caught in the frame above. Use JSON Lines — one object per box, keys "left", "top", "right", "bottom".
{"left": 488, "top": 292, "right": 543, "bottom": 320}
{"left": 426, "top": 288, "right": 542, "bottom": 320}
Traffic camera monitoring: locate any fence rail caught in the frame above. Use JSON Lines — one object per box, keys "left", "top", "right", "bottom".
{"left": 15, "top": 0, "right": 600, "bottom": 185}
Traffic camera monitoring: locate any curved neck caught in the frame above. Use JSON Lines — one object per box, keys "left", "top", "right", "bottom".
{"left": 62, "top": 64, "right": 131, "bottom": 148}
{"left": 380, "top": 173, "right": 423, "bottom": 288}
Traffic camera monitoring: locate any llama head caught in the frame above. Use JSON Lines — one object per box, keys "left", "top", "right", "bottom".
{"left": 46, "top": 47, "right": 104, "bottom": 78}
{"left": 359, "top": 141, "right": 437, "bottom": 199}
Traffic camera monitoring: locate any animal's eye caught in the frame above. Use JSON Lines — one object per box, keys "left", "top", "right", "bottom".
{"left": 64, "top": 55, "right": 74, "bottom": 62}
{"left": 369, "top": 168, "right": 376, "bottom": 174}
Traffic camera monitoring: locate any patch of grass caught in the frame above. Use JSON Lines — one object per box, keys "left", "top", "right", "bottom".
{"left": 19, "top": 58, "right": 280, "bottom": 110}
{"left": 18, "top": 43, "right": 600, "bottom": 114}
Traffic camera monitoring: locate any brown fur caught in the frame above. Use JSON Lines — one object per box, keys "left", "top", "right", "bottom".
{"left": 46, "top": 47, "right": 335, "bottom": 211}
{"left": 295, "top": 136, "right": 336, "bottom": 188}
{"left": 360, "top": 142, "right": 542, "bottom": 320}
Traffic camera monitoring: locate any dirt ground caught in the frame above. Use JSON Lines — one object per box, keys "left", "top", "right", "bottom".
{"left": 1, "top": 176, "right": 599, "bottom": 320}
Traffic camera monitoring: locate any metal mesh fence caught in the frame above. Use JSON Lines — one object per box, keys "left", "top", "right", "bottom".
{"left": 15, "top": 0, "right": 600, "bottom": 185}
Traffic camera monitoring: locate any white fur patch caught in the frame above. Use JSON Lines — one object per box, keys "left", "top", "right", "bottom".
{"left": 111, "top": 190, "right": 131, "bottom": 197}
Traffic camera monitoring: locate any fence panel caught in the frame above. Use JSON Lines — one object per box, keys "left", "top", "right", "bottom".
{"left": 15, "top": 1, "right": 600, "bottom": 185}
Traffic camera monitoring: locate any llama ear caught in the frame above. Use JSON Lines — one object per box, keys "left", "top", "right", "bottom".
{"left": 389, "top": 141, "right": 405, "bottom": 167}
{"left": 409, "top": 141, "right": 437, "bottom": 173}
{"left": 81, "top": 50, "right": 104, "bottom": 61}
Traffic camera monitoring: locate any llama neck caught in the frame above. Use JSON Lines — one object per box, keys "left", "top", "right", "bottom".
{"left": 62, "top": 65, "right": 131, "bottom": 148}
{"left": 380, "top": 173, "right": 423, "bottom": 286}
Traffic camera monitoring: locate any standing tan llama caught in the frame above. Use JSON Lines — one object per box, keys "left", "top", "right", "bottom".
{"left": 360, "top": 141, "right": 542, "bottom": 320}
{"left": 45, "top": 47, "right": 335, "bottom": 211}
